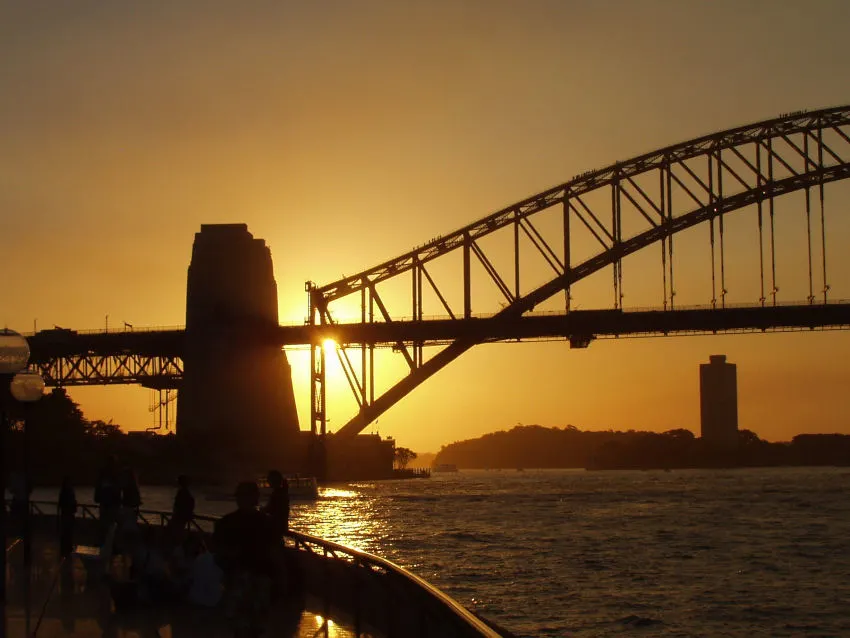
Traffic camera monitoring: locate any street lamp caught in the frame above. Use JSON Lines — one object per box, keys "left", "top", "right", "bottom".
{"left": 0, "top": 329, "right": 30, "bottom": 374}
{"left": 11, "top": 371, "right": 45, "bottom": 568}
{"left": 0, "top": 329, "right": 31, "bottom": 602}
{"left": 10, "top": 371, "right": 45, "bottom": 403}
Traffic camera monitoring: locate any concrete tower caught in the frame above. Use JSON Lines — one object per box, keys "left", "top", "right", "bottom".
{"left": 176, "top": 224, "right": 299, "bottom": 468}
{"left": 699, "top": 354, "right": 738, "bottom": 448}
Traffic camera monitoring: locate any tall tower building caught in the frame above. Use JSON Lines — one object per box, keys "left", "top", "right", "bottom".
{"left": 699, "top": 354, "right": 738, "bottom": 448}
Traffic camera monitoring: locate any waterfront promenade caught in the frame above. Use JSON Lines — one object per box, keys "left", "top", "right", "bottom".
{"left": 2, "top": 501, "right": 502, "bottom": 638}
{"left": 3, "top": 534, "right": 357, "bottom": 638}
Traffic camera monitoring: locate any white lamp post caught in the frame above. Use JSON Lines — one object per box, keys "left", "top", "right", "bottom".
{"left": 11, "top": 371, "right": 45, "bottom": 567}
{"left": 0, "top": 329, "right": 31, "bottom": 601}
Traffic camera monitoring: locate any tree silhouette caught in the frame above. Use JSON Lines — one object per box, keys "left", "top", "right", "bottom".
{"left": 394, "top": 447, "right": 417, "bottom": 470}
{"left": 85, "top": 419, "right": 122, "bottom": 438}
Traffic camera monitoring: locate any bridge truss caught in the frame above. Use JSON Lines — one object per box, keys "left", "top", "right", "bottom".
{"left": 25, "top": 328, "right": 183, "bottom": 430}
{"left": 307, "top": 105, "right": 850, "bottom": 437}
{"left": 31, "top": 352, "right": 183, "bottom": 389}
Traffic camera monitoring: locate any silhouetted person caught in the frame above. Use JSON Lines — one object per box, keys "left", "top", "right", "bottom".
{"left": 130, "top": 526, "right": 171, "bottom": 603}
{"left": 185, "top": 536, "right": 223, "bottom": 608}
{"left": 9, "top": 471, "right": 28, "bottom": 534}
{"left": 168, "top": 475, "right": 195, "bottom": 543}
{"left": 213, "top": 481, "right": 276, "bottom": 637}
{"left": 119, "top": 467, "right": 142, "bottom": 543}
{"left": 57, "top": 476, "right": 77, "bottom": 557}
{"left": 214, "top": 481, "right": 276, "bottom": 575}
{"left": 94, "top": 455, "right": 122, "bottom": 541}
{"left": 121, "top": 467, "right": 141, "bottom": 511}
{"left": 262, "top": 470, "right": 289, "bottom": 537}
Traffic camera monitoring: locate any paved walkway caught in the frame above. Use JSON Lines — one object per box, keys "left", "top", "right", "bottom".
{"left": 3, "top": 536, "right": 361, "bottom": 638}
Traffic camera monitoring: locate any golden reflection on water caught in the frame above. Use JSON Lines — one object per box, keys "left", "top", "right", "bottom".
{"left": 319, "top": 488, "right": 357, "bottom": 499}
{"left": 294, "top": 487, "right": 384, "bottom": 554}
{"left": 313, "top": 614, "right": 353, "bottom": 638}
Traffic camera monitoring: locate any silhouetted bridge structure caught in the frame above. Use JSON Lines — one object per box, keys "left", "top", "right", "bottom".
{"left": 25, "top": 105, "right": 850, "bottom": 438}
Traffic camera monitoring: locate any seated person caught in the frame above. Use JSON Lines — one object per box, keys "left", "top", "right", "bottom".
{"left": 130, "top": 527, "right": 172, "bottom": 602}
{"left": 168, "top": 534, "right": 196, "bottom": 593}
{"left": 187, "top": 542, "right": 223, "bottom": 608}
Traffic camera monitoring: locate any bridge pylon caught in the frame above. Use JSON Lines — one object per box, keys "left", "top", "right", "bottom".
{"left": 177, "top": 224, "right": 300, "bottom": 469}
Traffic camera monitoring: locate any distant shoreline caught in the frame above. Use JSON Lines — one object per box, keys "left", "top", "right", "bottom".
{"left": 431, "top": 425, "right": 850, "bottom": 472}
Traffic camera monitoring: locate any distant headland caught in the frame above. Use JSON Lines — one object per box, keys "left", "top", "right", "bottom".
{"left": 431, "top": 424, "right": 850, "bottom": 470}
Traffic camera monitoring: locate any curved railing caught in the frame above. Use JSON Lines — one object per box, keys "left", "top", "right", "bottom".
{"left": 19, "top": 500, "right": 504, "bottom": 638}
{"left": 283, "top": 528, "right": 504, "bottom": 637}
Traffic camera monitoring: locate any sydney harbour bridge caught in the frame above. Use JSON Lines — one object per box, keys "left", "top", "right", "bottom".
{"left": 24, "top": 105, "right": 850, "bottom": 454}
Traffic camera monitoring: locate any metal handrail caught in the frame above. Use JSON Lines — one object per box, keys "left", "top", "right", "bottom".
{"left": 19, "top": 500, "right": 501, "bottom": 638}
{"left": 284, "top": 529, "right": 501, "bottom": 636}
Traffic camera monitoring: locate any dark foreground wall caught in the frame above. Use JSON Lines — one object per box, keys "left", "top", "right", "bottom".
{"left": 177, "top": 224, "right": 300, "bottom": 468}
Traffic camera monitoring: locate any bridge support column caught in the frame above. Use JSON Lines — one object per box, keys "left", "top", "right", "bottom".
{"left": 176, "top": 224, "right": 300, "bottom": 472}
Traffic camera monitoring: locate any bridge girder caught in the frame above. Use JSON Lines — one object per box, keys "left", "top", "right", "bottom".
{"left": 26, "top": 303, "right": 850, "bottom": 389}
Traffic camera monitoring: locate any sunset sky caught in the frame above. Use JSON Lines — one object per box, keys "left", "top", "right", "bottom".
{"left": 1, "top": 0, "right": 849, "bottom": 453}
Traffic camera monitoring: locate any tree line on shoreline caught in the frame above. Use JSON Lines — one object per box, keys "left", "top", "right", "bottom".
{"left": 10, "top": 391, "right": 848, "bottom": 480}
{"left": 5, "top": 389, "right": 420, "bottom": 484}
{"left": 3, "top": 388, "right": 185, "bottom": 485}
{"left": 431, "top": 424, "right": 850, "bottom": 470}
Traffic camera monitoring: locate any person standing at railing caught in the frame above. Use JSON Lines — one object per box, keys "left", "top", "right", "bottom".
{"left": 9, "top": 471, "right": 28, "bottom": 534}
{"left": 262, "top": 470, "right": 289, "bottom": 537}
{"left": 167, "top": 474, "right": 195, "bottom": 545}
{"left": 118, "top": 467, "right": 142, "bottom": 542}
{"left": 94, "top": 455, "right": 122, "bottom": 543}
{"left": 57, "top": 476, "right": 77, "bottom": 557}
{"left": 262, "top": 470, "right": 293, "bottom": 601}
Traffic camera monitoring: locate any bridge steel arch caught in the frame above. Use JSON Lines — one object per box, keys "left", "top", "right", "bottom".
{"left": 307, "top": 105, "right": 850, "bottom": 438}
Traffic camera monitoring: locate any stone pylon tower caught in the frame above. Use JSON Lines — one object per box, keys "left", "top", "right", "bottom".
{"left": 176, "top": 224, "right": 299, "bottom": 468}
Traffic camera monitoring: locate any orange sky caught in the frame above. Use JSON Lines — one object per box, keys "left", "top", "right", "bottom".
{"left": 1, "top": 1, "right": 849, "bottom": 453}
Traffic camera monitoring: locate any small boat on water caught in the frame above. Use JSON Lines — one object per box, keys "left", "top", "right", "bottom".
{"left": 204, "top": 475, "right": 319, "bottom": 502}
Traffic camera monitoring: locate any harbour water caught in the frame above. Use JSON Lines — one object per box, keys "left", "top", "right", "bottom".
{"left": 34, "top": 466, "right": 850, "bottom": 637}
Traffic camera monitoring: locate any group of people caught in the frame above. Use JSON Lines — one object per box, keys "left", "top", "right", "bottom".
{"left": 54, "top": 455, "right": 143, "bottom": 558}
{"left": 54, "top": 458, "right": 293, "bottom": 635}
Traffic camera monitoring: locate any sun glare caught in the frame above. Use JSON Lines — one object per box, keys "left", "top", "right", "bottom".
{"left": 322, "top": 338, "right": 337, "bottom": 353}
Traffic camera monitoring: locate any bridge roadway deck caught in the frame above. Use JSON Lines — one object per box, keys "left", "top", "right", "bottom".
{"left": 26, "top": 303, "right": 850, "bottom": 360}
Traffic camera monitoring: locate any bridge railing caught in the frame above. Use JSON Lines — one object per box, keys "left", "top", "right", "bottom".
{"left": 21, "top": 325, "right": 186, "bottom": 337}
{"left": 20, "top": 500, "right": 503, "bottom": 638}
